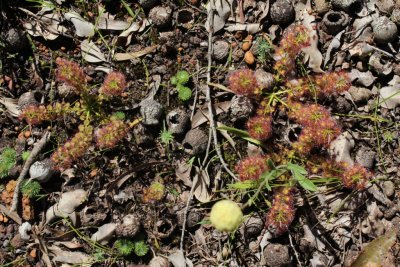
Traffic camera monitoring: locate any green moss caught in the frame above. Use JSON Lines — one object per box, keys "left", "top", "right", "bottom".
{"left": 114, "top": 239, "right": 135, "bottom": 256}
{"left": 133, "top": 240, "right": 149, "bottom": 256}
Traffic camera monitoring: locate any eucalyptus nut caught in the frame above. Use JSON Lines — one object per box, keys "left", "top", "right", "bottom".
{"left": 166, "top": 108, "right": 190, "bottom": 135}
{"left": 322, "top": 11, "right": 348, "bottom": 35}
{"left": 270, "top": 0, "right": 295, "bottom": 25}
{"left": 371, "top": 16, "right": 398, "bottom": 44}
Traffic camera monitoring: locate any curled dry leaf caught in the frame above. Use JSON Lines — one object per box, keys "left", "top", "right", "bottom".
{"left": 205, "top": 0, "right": 235, "bottom": 33}
{"left": 324, "top": 30, "right": 345, "bottom": 67}
{"left": 295, "top": 2, "right": 323, "bottom": 73}
{"left": 90, "top": 223, "right": 117, "bottom": 244}
{"left": 97, "top": 10, "right": 130, "bottom": 30}
{"left": 116, "top": 19, "right": 151, "bottom": 47}
{"left": 379, "top": 76, "right": 400, "bottom": 109}
{"left": 225, "top": 23, "right": 261, "bottom": 34}
{"left": 168, "top": 250, "right": 193, "bottom": 267}
{"left": 49, "top": 245, "right": 94, "bottom": 265}
{"left": 349, "top": 69, "right": 377, "bottom": 87}
{"left": 113, "top": 45, "right": 158, "bottom": 61}
{"left": 191, "top": 101, "right": 230, "bottom": 128}
{"left": 45, "top": 189, "right": 88, "bottom": 225}
{"left": 22, "top": 9, "right": 67, "bottom": 40}
{"left": 81, "top": 40, "right": 107, "bottom": 63}
{"left": 64, "top": 12, "right": 95, "bottom": 37}
{"left": 0, "top": 96, "right": 21, "bottom": 117}
{"left": 193, "top": 166, "right": 211, "bottom": 203}
{"left": 175, "top": 159, "right": 193, "bottom": 187}
{"left": 329, "top": 131, "right": 355, "bottom": 166}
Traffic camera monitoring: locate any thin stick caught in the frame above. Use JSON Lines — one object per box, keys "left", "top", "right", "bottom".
{"left": 205, "top": 1, "right": 238, "bottom": 181}
{"left": 0, "top": 203, "right": 22, "bottom": 225}
{"left": 289, "top": 232, "right": 303, "bottom": 267}
{"left": 180, "top": 170, "right": 198, "bottom": 252}
{"left": 10, "top": 131, "right": 51, "bottom": 212}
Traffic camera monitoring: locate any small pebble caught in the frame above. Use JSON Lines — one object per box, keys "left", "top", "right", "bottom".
{"left": 382, "top": 180, "right": 395, "bottom": 198}
{"left": 244, "top": 51, "right": 255, "bottom": 65}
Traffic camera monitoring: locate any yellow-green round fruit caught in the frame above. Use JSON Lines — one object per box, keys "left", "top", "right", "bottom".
{"left": 210, "top": 200, "right": 243, "bottom": 232}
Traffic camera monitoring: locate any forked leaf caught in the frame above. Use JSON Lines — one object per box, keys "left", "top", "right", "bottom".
{"left": 260, "top": 168, "right": 287, "bottom": 191}
{"left": 287, "top": 163, "right": 307, "bottom": 174}
{"left": 217, "top": 125, "right": 266, "bottom": 148}
{"left": 288, "top": 163, "right": 317, "bottom": 192}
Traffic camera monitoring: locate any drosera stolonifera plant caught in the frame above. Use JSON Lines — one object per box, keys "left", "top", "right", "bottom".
{"left": 212, "top": 25, "right": 373, "bottom": 237}
{"left": 19, "top": 58, "right": 139, "bottom": 171}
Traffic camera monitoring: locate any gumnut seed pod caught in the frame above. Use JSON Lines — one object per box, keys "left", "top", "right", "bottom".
{"left": 149, "top": 6, "right": 172, "bottom": 28}
{"left": 371, "top": 16, "right": 398, "bottom": 44}
{"left": 270, "top": 0, "right": 295, "bottom": 25}
{"left": 182, "top": 129, "right": 208, "bottom": 155}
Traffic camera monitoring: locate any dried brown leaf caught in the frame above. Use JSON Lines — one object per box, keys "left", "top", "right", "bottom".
{"left": 191, "top": 101, "right": 230, "bottom": 128}
{"left": 113, "top": 45, "right": 158, "bottom": 61}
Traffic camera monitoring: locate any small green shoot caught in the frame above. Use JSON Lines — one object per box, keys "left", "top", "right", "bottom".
{"left": 0, "top": 147, "right": 17, "bottom": 178}
{"left": 22, "top": 151, "right": 31, "bottom": 161}
{"left": 160, "top": 128, "right": 174, "bottom": 146}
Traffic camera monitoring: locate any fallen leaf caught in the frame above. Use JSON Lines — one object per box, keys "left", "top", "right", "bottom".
{"left": 168, "top": 250, "right": 194, "bottom": 267}
{"left": 116, "top": 19, "right": 151, "bottom": 46}
{"left": 45, "top": 189, "right": 88, "bottom": 225}
{"left": 0, "top": 96, "right": 20, "bottom": 117}
{"left": 295, "top": 2, "right": 323, "bottom": 73}
{"left": 81, "top": 40, "right": 107, "bottom": 63}
{"left": 49, "top": 245, "right": 94, "bottom": 265}
{"left": 22, "top": 9, "right": 67, "bottom": 40}
{"left": 90, "top": 223, "right": 116, "bottom": 244}
{"left": 193, "top": 167, "right": 211, "bottom": 203}
{"left": 64, "top": 12, "right": 95, "bottom": 37}
{"left": 97, "top": 11, "right": 130, "bottom": 30}
{"left": 175, "top": 160, "right": 193, "bottom": 187}
{"left": 216, "top": 122, "right": 236, "bottom": 149}
{"left": 324, "top": 30, "right": 344, "bottom": 68}
{"left": 113, "top": 45, "right": 158, "bottom": 61}
{"left": 349, "top": 69, "right": 376, "bottom": 87}
{"left": 205, "top": 0, "right": 235, "bottom": 33}
{"left": 191, "top": 101, "right": 230, "bottom": 128}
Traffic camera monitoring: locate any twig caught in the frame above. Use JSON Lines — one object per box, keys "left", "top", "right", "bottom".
{"left": 10, "top": 131, "right": 51, "bottom": 212}
{"left": 205, "top": 1, "right": 238, "bottom": 181}
{"left": 0, "top": 203, "right": 22, "bottom": 225}
{"left": 180, "top": 170, "right": 198, "bottom": 253}
{"left": 289, "top": 232, "right": 303, "bottom": 267}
